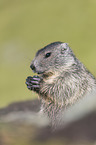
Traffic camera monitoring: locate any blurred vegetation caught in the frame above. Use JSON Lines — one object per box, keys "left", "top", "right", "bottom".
{"left": 0, "top": 0, "right": 96, "bottom": 107}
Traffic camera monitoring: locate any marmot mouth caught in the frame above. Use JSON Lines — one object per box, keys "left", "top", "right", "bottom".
{"left": 32, "top": 69, "right": 44, "bottom": 75}
{"left": 42, "top": 72, "right": 54, "bottom": 79}
{"left": 35, "top": 70, "right": 52, "bottom": 75}
{"left": 37, "top": 71, "right": 45, "bottom": 75}
{"left": 36, "top": 71, "right": 54, "bottom": 79}
{"left": 33, "top": 69, "right": 54, "bottom": 78}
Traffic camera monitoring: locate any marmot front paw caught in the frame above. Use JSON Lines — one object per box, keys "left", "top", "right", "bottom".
{"left": 26, "top": 75, "right": 41, "bottom": 93}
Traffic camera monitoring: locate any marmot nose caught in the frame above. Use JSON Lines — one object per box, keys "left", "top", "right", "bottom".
{"left": 30, "top": 64, "right": 36, "bottom": 72}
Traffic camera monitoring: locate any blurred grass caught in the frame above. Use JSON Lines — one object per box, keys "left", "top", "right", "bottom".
{"left": 0, "top": 0, "right": 96, "bottom": 107}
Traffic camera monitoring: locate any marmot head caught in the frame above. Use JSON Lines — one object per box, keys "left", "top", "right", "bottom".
{"left": 30, "top": 42, "right": 76, "bottom": 75}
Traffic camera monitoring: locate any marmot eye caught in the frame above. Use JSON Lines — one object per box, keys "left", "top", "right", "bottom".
{"left": 45, "top": 52, "right": 51, "bottom": 58}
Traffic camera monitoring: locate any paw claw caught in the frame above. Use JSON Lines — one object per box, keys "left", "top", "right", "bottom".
{"left": 26, "top": 75, "right": 41, "bottom": 92}
{"left": 30, "top": 80, "right": 39, "bottom": 85}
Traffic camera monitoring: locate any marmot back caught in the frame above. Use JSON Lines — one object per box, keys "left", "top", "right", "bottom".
{"left": 26, "top": 42, "right": 96, "bottom": 128}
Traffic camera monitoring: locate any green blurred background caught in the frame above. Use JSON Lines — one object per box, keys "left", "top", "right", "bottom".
{"left": 0, "top": 0, "right": 96, "bottom": 108}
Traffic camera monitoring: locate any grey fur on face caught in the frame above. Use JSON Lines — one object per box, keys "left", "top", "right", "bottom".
{"left": 31, "top": 42, "right": 77, "bottom": 74}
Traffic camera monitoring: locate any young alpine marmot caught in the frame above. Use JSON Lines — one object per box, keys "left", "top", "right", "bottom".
{"left": 26, "top": 42, "right": 96, "bottom": 127}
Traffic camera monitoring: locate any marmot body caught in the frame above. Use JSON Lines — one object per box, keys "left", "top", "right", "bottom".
{"left": 26, "top": 42, "right": 96, "bottom": 127}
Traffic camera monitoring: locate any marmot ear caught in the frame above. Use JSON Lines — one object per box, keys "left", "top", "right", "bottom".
{"left": 61, "top": 43, "right": 69, "bottom": 54}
